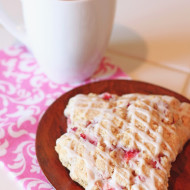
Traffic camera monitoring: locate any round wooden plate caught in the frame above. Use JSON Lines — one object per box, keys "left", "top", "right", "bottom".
{"left": 36, "top": 80, "right": 190, "bottom": 190}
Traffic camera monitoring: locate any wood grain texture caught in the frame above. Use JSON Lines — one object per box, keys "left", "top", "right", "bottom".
{"left": 35, "top": 80, "right": 190, "bottom": 190}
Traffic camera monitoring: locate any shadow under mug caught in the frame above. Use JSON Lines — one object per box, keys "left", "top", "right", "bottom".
{"left": 0, "top": 0, "right": 116, "bottom": 83}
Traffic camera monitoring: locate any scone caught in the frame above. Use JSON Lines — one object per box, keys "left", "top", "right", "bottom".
{"left": 55, "top": 93, "right": 190, "bottom": 190}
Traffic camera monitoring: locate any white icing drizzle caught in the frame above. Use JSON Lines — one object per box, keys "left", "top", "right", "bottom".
{"left": 56, "top": 93, "right": 190, "bottom": 190}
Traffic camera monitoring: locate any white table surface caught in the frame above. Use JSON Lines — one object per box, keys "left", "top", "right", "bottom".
{"left": 0, "top": 0, "right": 190, "bottom": 189}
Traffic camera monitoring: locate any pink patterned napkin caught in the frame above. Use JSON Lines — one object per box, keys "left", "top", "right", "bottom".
{"left": 0, "top": 45, "right": 130, "bottom": 189}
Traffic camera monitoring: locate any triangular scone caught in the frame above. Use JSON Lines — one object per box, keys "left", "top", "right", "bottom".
{"left": 55, "top": 93, "right": 190, "bottom": 190}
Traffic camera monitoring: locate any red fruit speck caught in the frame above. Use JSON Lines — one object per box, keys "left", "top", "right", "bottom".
{"left": 149, "top": 160, "right": 159, "bottom": 169}
{"left": 158, "top": 153, "right": 165, "bottom": 163}
{"left": 85, "top": 120, "right": 92, "bottom": 127}
{"left": 71, "top": 127, "right": 78, "bottom": 132}
{"left": 138, "top": 175, "right": 145, "bottom": 182}
{"left": 80, "top": 134, "right": 97, "bottom": 146}
{"left": 89, "top": 139, "right": 97, "bottom": 146}
{"left": 102, "top": 93, "right": 112, "bottom": 101}
{"left": 126, "top": 103, "right": 131, "bottom": 108}
{"left": 124, "top": 149, "right": 140, "bottom": 163}
{"left": 80, "top": 133, "right": 86, "bottom": 139}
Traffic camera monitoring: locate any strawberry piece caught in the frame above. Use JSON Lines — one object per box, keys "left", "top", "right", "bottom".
{"left": 102, "top": 93, "right": 112, "bottom": 101}
{"left": 89, "top": 139, "right": 97, "bottom": 146}
{"left": 85, "top": 120, "right": 92, "bottom": 127}
{"left": 138, "top": 175, "right": 145, "bottom": 182}
{"left": 71, "top": 127, "right": 77, "bottom": 132}
{"left": 158, "top": 153, "right": 165, "bottom": 163}
{"left": 126, "top": 103, "right": 131, "bottom": 108}
{"left": 80, "top": 133, "right": 97, "bottom": 146}
{"left": 80, "top": 133, "right": 86, "bottom": 139}
{"left": 124, "top": 149, "right": 140, "bottom": 163}
{"left": 149, "top": 159, "right": 160, "bottom": 169}
{"left": 150, "top": 160, "right": 157, "bottom": 168}
{"left": 149, "top": 154, "right": 164, "bottom": 169}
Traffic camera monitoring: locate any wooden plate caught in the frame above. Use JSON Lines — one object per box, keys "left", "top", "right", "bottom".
{"left": 35, "top": 80, "right": 190, "bottom": 190}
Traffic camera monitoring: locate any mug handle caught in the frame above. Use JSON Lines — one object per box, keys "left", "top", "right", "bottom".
{"left": 0, "top": 2, "right": 28, "bottom": 45}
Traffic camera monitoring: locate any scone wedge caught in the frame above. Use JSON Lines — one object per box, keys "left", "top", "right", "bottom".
{"left": 55, "top": 93, "right": 190, "bottom": 190}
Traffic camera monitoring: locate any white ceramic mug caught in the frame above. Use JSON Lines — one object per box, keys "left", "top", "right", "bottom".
{"left": 0, "top": 0, "right": 116, "bottom": 83}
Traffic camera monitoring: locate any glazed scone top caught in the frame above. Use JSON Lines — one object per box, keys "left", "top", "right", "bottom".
{"left": 56, "top": 93, "right": 190, "bottom": 190}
